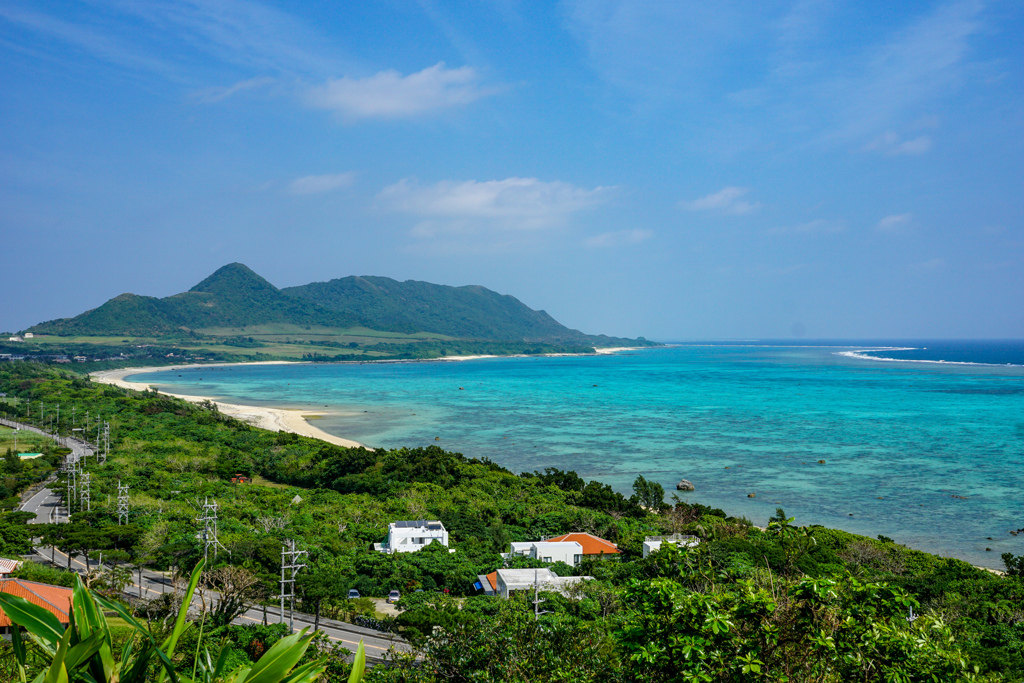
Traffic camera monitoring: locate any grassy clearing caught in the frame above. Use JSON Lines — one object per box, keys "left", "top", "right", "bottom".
{"left": 0, "top": 426, "right": 51, "bottom": 451}
{"left": 196, "top": 324, "right": 452, "bottom": 341}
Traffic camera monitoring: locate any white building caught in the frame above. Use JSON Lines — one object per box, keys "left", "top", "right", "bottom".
{"left": 507, "top": 541, "right": 584, "bottom": 566}
{"left": 494, "top": 568, "right": 593, "bottom": 599}
{"left": 375, "top": 520, "right": 449, "bottom": 554}
{"left": 642, "top": 534, "right": 699, "bottom": 558}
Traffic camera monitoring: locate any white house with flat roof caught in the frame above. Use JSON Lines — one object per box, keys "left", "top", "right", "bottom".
{"left": 507, "top": 541, "right": 584, "bottom": 566}
{"left": 375, "top": 520, "right": 449, "bottom": 554}
{"left": 494, "top": 568, "right": 593, "bottom": 599}
{"left": 642, "top": 534, "right": 699, "bottom": 558}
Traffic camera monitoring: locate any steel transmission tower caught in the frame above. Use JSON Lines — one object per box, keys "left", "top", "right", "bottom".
{"left": 117, "top": 480, "right": 130, "bottom": 525}
{"left": 279, "top": 540, "right": 307, "bottom": 631}
{"left": 196, "top": 497, "right": 226, "bottom": 561}
{"left": 80, "top": 471, "right": 91, "bottom": 512}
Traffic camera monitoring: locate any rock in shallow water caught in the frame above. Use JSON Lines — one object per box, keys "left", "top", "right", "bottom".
{"left": 676, "top": 479, "right": 695, "bottom": 491}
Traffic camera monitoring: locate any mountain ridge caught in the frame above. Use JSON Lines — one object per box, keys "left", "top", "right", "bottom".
{"left": 27, "top": 263, "right": 649, "bottom": 347}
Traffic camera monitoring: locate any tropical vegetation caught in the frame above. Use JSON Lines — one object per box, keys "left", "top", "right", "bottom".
{"left": 0, "top": 362, "right": 1022, "bottom": 682}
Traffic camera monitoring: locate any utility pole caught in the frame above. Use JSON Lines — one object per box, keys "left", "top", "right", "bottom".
{"left": 533, "top": 573, "right": 551, "bottom": 621}
{"left": 117, "top": 480, "right": 130, "bottom": 525}
{"left": 65, "top": 453, "right": 79, "bottom": 517}
{"left": 80, "top": 471, "right": 91, "bottom": 512}
{"left": 279, "top": 540, "right": 307, "bottom": 631}
{"left": 101, "top": 422, "right": 109, "bottom": 463}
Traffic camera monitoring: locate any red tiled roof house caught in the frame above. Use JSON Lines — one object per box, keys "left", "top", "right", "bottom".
{"left": 0, "top": 579, "right": 72, "bottom": 634}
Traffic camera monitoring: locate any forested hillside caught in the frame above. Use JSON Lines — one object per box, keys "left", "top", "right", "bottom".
{"left": 283, "top": 275, "right": 591, "bottom": 342}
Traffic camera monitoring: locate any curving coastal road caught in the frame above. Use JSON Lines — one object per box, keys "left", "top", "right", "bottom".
{"left": 6, "top": 416, "right": 407, "bottom": 662}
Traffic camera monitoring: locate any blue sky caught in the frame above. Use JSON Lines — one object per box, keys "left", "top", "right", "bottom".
{"left": 1, "top": 0, "right": 1022, "bottom": 339}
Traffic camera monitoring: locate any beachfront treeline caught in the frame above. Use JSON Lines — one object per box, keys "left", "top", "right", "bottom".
{"left": 0, "top": 362, "right": 1023, "bottom": 681}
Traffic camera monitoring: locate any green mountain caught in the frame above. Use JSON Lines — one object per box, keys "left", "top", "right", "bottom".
{"left": 30, "top": 264, "right": 355, "bottom": 336}
{"left": 28, "top": 263, "right": 647, "bottom": 346}
{"left": 281, "top": 276, "right": 588, "bottom": 342}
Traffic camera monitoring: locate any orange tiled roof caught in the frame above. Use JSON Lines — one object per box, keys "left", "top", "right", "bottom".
{"left": 0, "top": 579, "right": 72, "bottom": 628}
{"left": 485, "top": 571, "right": 498, "bottom": 591}
{"left": 546, "top": 533, "right": 619, "bottom": 555}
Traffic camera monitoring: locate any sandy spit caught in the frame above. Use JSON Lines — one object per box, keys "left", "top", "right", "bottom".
{"left": 89, "top": 362, "right": 365, "bottom": 449}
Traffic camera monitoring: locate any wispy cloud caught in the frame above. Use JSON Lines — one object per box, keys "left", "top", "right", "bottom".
{"left": 910, "top": 257, "right": 946, "bottom": 272}
{"left": 379, "top": 177, "right": 611, "bottom": 237}
{"left": 876, "top": 213, "right": 913, "bottom": 231}
{"left": 0, "top": 0, "right": 348, "bottom": 82}
{"left": 193, "top": 76, "right": 276, "bottom": 103}
{"left": 824, "top": 1, "right": 984, "bottom": 146}
{"left": 288, "top": 172, "right": 356, "bottom": 195}
{"left": 766, "top": 219, "right": 844, "bottom": 236}
{"left": 0, "top": 5, "right": 177, "bottom": 77}
{"left": 680, "top": 187, "right": 760, "bottom": 215}
{"left": 585, "top": 228, "right": 652, "bottom": 248}
{"left": 863, "top": 132, "right": 933, "bottom": 156}
{"left": 306, "top": 63, "right": 499, "bottom": 119}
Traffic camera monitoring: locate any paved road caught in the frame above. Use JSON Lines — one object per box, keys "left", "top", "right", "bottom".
{"left": 5, "top": 416, "right": 93, "bottom": 524}
{"left": 21, "top": 485, "right": 62, "bottom": 524}
{"left": 33, "top": 546, "right": 406, "bottom": 659}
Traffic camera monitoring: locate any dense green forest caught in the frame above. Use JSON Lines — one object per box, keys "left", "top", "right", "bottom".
{"left": 1, "top": 362, "right": 1022, "bottom": 682}
{"left": 25, "top": 263, "right": 651, "bottom": 348}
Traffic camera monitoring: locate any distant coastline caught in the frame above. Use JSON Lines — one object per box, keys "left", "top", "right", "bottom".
{"left": 89, "top": 347, "right": 645, "bottom": 450}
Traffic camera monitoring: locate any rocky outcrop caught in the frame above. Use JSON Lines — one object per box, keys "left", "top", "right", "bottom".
{"left": 676, "top": 479, "right": 695, "bottom": 491}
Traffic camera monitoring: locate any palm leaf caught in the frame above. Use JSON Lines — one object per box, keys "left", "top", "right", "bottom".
{"left": 240, "top": 630, "right": 312, "bottom": 683}
{"left": 156, "top": 559, "right": 205, "bottom": 683}
{"left": 347, "top": 641, "right": 366, "bottom": 683}
{"left": 10, "top": 624, "right": 28, "bottom": 683}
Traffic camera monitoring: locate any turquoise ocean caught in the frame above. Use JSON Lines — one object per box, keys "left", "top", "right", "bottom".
{"left": 127, "top": 341, "right": 1024, "bottom": 568}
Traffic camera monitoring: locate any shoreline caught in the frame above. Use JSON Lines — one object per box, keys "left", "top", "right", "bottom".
{"left": 90, "top": 362, "right": 366, "bottom": 449}
{"left": 88, "top": 348, "right": 644, "bottom": 449}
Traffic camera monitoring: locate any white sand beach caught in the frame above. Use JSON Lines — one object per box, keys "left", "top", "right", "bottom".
{"left": 90, "top": 363, "right": 365, "bottom": 449}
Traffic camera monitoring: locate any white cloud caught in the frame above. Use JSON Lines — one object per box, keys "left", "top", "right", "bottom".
{"left": 876, "top": 213, "right": 913, "bottom": 231}
{"left": 288, "top": 172, "right": 356, "bottom": 195}
{"left": 766, "top": 219, "right": 844, "bottom": 236}
{"left": 585, "top": 229, "right": 653, "bottom": 248}
{"left": 680, "top": 187, "right": 760, "bottom": 215}
{"left": 306, "top": 63, "right": 498, "bottom": 119}
{"left": 378, "top": 177, "right": 612, "bottom": 236}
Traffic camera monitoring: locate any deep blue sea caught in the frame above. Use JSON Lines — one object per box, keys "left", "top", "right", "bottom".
{"left": 127, "top": 341, "right": 1024, "bottom": 568}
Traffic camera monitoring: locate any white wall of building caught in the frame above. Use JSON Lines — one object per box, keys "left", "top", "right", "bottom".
{"left": 508, "top": 541, "right": 584, "bottom": 566}
{"left": 382, "top": 520, "right": 449, "bottom": 554}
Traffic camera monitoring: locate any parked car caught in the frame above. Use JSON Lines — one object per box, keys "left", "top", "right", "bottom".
{"left": 347, "top": 589, "right": 360, "bottom": 599}
{"left": 387, "top": 590, "right": 401, "bottom": 604}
